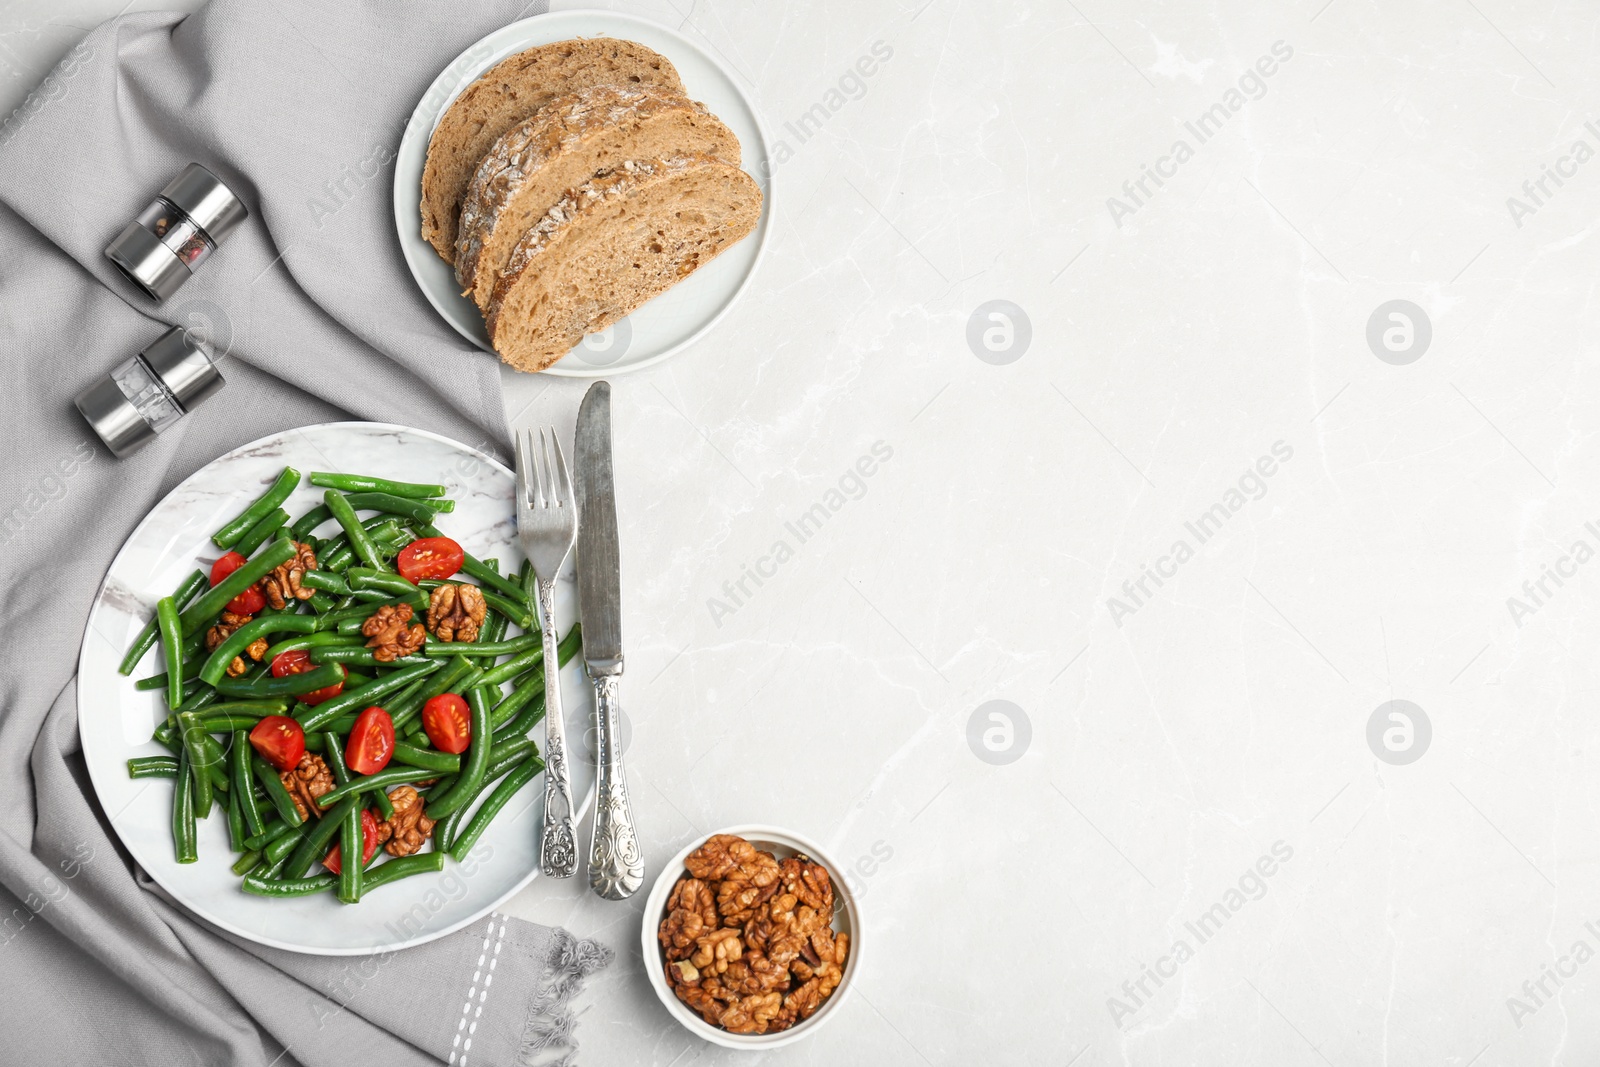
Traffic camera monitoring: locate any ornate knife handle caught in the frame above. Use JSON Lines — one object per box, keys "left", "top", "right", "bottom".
{"left": 537, "top": 579, "right": 578, "bottom": 879}
{"left": 587, "top": 673, "right": 644, "bottom": 899}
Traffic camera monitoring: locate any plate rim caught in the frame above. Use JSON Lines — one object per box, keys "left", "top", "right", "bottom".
{"left": 77, "top": 420, "right": 577, "bottom": 956}
{"left": 392, "top": 8, "right": 776, "bottom": 379}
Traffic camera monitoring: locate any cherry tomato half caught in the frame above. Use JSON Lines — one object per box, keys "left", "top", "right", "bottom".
{"left": 249, "top": 715, "right": 306, "bottom": 772}
{"left": 323, "top": 808, "right": 383, "bottom": 875}
{"left": 345, "top": 706, "right": 395, "bottom": 775}
{"left": 396, "top": 536, "right": 465, "bottom": 584}
{"left": 211, "top": 550, "right": 265, "bottom": 615}
{"left": 270, "top": 649, "right": 347, "bottom": 705}
{"left": 421, "top": 693, "right": 472, "bottom": 754}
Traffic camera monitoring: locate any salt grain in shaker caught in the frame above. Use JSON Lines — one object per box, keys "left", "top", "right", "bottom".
{"left": 106, "top": 163, "right": 248, "bottom": 301}
{"left": 74, "top": 326, "right": 225, "bottom": 458}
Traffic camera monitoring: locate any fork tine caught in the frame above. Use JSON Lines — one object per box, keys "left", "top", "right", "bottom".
{"left": 514, "top": 430, "right": 531, "bottom": 508}
{"left": 532, "top": 428, "right": 549, "bottom": 507}
{"left": 540, "top": 427, "right": 563, "bottom": 507}
{"left": 549, "top": 430, "right": 573, "bottom": 509}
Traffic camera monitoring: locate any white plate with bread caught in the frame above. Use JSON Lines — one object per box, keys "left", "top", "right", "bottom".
{"left": 394, "top": 10, "right": 772, "bottom": 377}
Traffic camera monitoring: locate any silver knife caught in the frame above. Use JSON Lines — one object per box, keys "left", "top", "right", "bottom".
{"left": 574, "top": 381, "right": 645, "bottom": 900}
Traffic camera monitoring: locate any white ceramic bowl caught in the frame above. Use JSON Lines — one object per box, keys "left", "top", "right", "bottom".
{"left": 641, "top": 825, "right": 862, "bottom": 1050}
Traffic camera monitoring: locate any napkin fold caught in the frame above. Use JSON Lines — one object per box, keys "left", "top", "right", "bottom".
{"left": 0, "top": 2, "right": 613, "bottom": 1064}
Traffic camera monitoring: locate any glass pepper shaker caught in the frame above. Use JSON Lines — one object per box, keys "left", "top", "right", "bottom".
{"left": 106, "top": 163, "right": 248, "bottom": 301}
{"left": 74, "top": 326, "right": 226, "bottom": 457}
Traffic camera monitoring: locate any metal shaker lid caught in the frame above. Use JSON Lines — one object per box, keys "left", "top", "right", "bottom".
{"left": 141, "top": 325, "right": 225, "bottom": 411}
{"left": 75, "top": 374, "right": 157, "bottom": 458}
{"left": 73, "top": 327, "right": 227, "bottom": 459}
{"left": 159, "top": 163, "right": 248, "bottom": 241}
{"left": 105, "top": 221, "right": 190, "bottom": 301}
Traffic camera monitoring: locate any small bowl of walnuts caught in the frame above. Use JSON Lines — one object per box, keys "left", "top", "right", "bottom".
{"left": 643, "top": 825, "right": 860, "bottom": 1049}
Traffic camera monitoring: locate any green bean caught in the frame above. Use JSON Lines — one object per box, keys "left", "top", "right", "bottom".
{"left": 390, "top": 741, "right": 460, "bottom": 773}
{"left": 479, "top": 605, "right": 508, "bottom": 645}
{"left": 491, "top": 674, "right": 543, "bottom": 735}
{"left": 155, "top": 596, "right": 184, "bottom": 710}
{"left": 424, "top": 633, "right": 539, "bottom": 658}
{"left": 308, "top": 591, "right": 338, "bottom": 614}
{"left": 243, "top": 818, "right": 295, "bottom": 852}
{"left": 347, "top": 566, "right": 419, "bottom": 598}
{"left": 308, "top": 472, "right": 447, "bottom": 498}
{"left": 253, "top": 754, "right": 304, "bottom": 827}
{"left": 241, "top": 871, "right": 335, "bottom": 897}
{"left": 264, "top": 821, "right": 309, "bottom": 865}
{"left": 232, "top": 730, "right": 266, "bottom": 839}
{"left": 476, "top": 647, "right": 544, "bottom": 689}
{"left": 120, "top": 569, "right": 208, "bottom": 675}
{"left": 449, "top": 757, "right": 541, "bottom": 862}
{"left": 180, "top": 540, "right": 298, "bottom": 637}
{"left": 212, "top": 662, "right": 343, "bottom": 698}
{"left": 231, "top": 850, "right": 262, "bottom": 876}
{"left": 313, "top": 767, "right": 437, "bottom": 811}
{"left": 300, "top": 570, "right": 350, "bottom": 596}
{"left": 320, "top": 734, "right": 350, "bottom": 788}
{"left": 175, "top": 713, "right": 214, "bottom": 820}
{"left": 337, "top": 803, "right": 363, "bottom": 903}
{"left": 226, "top": 789, "right": 246, "bottom": 851}
{"left": 372, "top": 784, "right": 395, "bottom": 821}
{"left": 425, "top": 690, "right": 491, "bottom": 819}
{"left": 325, "top": 490, "right": 390, "bottom": 572}
{"left": 127, "top": 755, "right": 179, "bottom": 779}
{"left": 291, "top": 504, "right": 333, "bottom": 540}
{"left": 199, "top": 613, "right": 327, "bottom": 685}
{"left": 263, "top": 632, "right": 360, "bottom": 660}
{"left": 362, "top": 851, "right": 444, "bottom": 892}
{"left": 233, "top": 507, "right": 289, "bottom": 557}
{"left": 285, "top": 795, "right": 358, "bottom": 878}
{"left": 481, "top": 590, "right": 533, "bottom": 629}
{"left": 212, "top": 467, "right": 301, "bottom": 549}
{"left": 172, "top": 747, "right": 197, "bottom": 863}
{"left": 292, "top": 659, "right": 442, "bottom": 732}
{"left": 308, "top": 647, "right": 427, "bottom": 669}
{"left": 340, "top": 492, "right": 442, "bottom": 524}
{"left": 487, "top": 733, "right": 538, "bottom": 771}
{"left": 435, "top": 758, "right": 517, "bottom": 851}
{"left": 199, "top": 714, "right": 273, "bottom": 733}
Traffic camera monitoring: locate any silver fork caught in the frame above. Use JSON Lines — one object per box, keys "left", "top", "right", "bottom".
{"left": 516, "top": 428, "right": 579, "bottom": 879}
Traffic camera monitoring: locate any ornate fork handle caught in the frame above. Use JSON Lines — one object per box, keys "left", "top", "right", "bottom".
{"left": 536, "top": 578, "right": 578, "bottom": 878}
{"left": 587, "top": 672, "right": 644, "bottom": 899}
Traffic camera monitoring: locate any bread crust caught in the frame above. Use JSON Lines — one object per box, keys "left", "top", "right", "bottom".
{"left": 485, "top": 155, "right": 762, "bottom": 373}
{"left": 454, "top": 84, "right": 741, "bottom": 311}
{"left": 419, "top": 38, "right": 684, "bottom": 263}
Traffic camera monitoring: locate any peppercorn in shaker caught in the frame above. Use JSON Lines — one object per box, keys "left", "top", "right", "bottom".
{"left": 106, "top": 163, "right": 247, "bottom": 300}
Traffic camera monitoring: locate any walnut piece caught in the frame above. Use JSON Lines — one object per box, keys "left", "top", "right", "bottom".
{"left": 663, "top": 835, "right": 849, "bottom": 1035}
{"left": 280, "top": 753, "right": 334, "bottom": 821}
{"left": 261, "top": 540, "right": 317, "bottom": 610}
{"left": 361, "top": 603, "right": 426, "bottom": 662}
{"left": 204, "top": 611, "right": 265, "bottom": 677}
{"left": 378, "top": 785, "right": 435, "bottom": 856}
{"left": 426, "top": 582, "right": 487, "bottom": 643}
{"left": 659, "top": 877, "right": 718, "bottom": 961}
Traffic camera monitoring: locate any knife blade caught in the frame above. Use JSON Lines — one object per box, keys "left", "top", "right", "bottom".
{"left": 575, "top": 381, "right": 623, "bottom": 673}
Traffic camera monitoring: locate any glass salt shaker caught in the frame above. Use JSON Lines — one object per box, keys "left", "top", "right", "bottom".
{"left": 106, "top": 163, "right": 248, "bottom": 301}
{"left": 74, "top": 326, "right": 225, "bottom": 458}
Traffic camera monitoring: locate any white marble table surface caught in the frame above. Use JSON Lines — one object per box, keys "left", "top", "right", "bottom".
{"left": 9, "top": 0, "right": 1600, "bottom": 1063}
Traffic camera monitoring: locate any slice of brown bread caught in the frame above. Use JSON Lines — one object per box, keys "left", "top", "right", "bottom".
{"left": 420, "top": 38, "right": 684, "bottom": 263}
{"left": 486, "top": 156, "right": 762, "bottom": 373}
{"left": 454, "top": 84, "right": 741, "bottom": 312}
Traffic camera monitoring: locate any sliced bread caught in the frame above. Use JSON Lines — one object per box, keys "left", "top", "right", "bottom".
{"left": 485, "top": 156, "right": 762, "bottom": 373}
{"left": 420, "top": 38, "right": 684, "bottom": 263}
{"left": 454, "top": 84, "right": 742, "bottom": 311}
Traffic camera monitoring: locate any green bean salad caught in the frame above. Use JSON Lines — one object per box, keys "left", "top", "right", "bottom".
{"left": 120, "top": 466, "right": 578, "bottom": 904}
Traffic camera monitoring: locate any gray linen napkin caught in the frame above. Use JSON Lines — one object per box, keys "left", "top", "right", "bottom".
{"left": 0, "top": 2, "right": 614, "bottom": 1064}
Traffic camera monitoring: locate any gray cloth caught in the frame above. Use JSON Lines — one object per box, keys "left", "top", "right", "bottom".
{"left": 0, "top": 2, "right": 613, "bottom": 1064}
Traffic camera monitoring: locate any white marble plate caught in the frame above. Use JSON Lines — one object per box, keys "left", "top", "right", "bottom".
{"left": 78, "top": 422, "right": 593, "bottom": 955}
{"left": 392, "top": 9, "right": 773, "bottom": 377}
